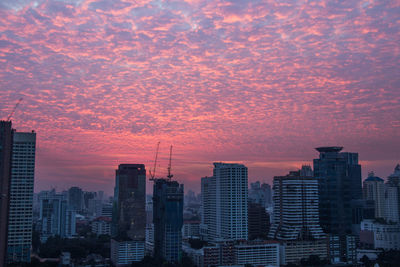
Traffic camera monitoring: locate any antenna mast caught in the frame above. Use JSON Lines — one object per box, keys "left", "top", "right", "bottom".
{"left": 149, "top": 142, "right": 160, "bottom": 181}
{"left": 167, "top": 145, "right": 173, "bottom": 180}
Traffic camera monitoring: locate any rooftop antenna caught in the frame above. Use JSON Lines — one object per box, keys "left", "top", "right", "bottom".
{"left": 167, "top": 145, "right": 173, "bottom": 180}
{"left": 7, "top": 98, "right": 23, "bottom": 121}
{"left": 149, "top": 142, "right": 160, "bottom": 181}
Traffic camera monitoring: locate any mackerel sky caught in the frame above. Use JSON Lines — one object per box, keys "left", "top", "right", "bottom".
{"left": 0, "top": 0, "right": 399, "bottom": 194}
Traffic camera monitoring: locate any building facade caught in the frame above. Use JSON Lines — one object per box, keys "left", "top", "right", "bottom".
{"left": 153, "top": 179, "right": 184, "bottom": 263}
{"left": 0, "top": 121, "right": 12, "bottom": 266}
{"left": 7, "top": 131, "right": 36, "bottom": 263}
{"left": 201, "top": 163, "right": 248, "bottom": 241}
{"left": 363, "top": 172, "right": 386, "bottom": 219}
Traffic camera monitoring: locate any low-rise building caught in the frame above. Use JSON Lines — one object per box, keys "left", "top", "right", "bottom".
{"left": 110, "top": 239, "right": 145, "bottom": 267}
{"left": 360, "top": 219, "right": 400, "bottom": 250}
{"left": 91, "top": 217, "right": 111, "bottom": 236}
{"left": 281, "top": 239, "right": 328, "bottom": 265}
{"left": 182, "top": 220, "right": 200, "bottom": 238}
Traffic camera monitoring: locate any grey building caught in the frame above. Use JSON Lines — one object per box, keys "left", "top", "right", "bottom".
{"left": 153, "top": 178, "right": 184, "bottom": 263}
{"left": 7, "top": 131, "right": 36, "bottom": 263}
{"left": 68, "top": 186, "right": 83, "bottom": 213}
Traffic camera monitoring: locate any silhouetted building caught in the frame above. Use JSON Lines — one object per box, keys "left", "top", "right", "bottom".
{"left": 153, "top": 179, "right": 184, "bottom": 263}
{"left": 68, "top": 186, "right": 83, "bottom": 213}
{"left": 0, "top": 121, "right": 12, "bottom": 266}
{"left": 200, "top": 163, "right": 248, "bottom": 241}
{"left": 111, "top": 164, "right": 146, "bottom": 266}
{"left": 7, "top": 131, "right": 36, "bottom": 263}
{"left": 313, "top": 146, "right": 361, "bottom": 263}
{"left": 248, "top": 202, "right": 269, "bottom": 240}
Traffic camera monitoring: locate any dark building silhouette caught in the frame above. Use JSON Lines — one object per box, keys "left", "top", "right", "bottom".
{"left": 248, "top": 202, "right": 269, "bottom": 240}
{"left": 0, "top": 121, "right": 12, "bottom": 266}
{"left": 113, "top": 164, "right": 146, "bottom": 240}
{"left": 68, "top": 186, "right": 83, "bottom": 212}
{"left": 314, "top": 146, "right": 361, "bottom": 262}
{"left": 153, "top": 179, "right": 183, "bottom": 263}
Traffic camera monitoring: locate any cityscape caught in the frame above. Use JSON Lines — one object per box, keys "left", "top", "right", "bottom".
{"left": 1, "top": 0, "right": 400, "bottom": 267}
{"left": 1, "top": 120, "right": 400, "bottom": 266}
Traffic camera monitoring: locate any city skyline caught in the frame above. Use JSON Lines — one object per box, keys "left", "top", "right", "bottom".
{"left": 0, "top": 0, "right": 399, "bottom": 194}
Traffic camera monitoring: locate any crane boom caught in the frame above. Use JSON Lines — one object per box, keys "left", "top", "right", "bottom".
{"left": 167, "top": 145, "right": 173, "bottom": 180}
{"left": 149, "top": 142, "right": 160, "bottom": 181}
{"left": 7, "top": 98, "right": 23, "bottom": 121}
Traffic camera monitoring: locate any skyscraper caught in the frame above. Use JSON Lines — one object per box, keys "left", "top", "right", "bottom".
{"left": 7, "top": 131, "right": 36, "bottom": 263}
{"left": 268, "top": 166, "right": 325, "bottom": 240}
{"left": 313, "top": 147, "right": 361, "bottom": 235}
{"left": 111, "top": 164, "right": 146, "bottom": 266}
{"left": 68, "top": 186, "right": 84, "bottom": 213}
{"left": 201, "top": 163, "right": 248, "bottom": 241}
{"left": 153, "top": 179, "right": 184, "bottom": 263}
{"left": 0, "top": 121, "right": 12, "bottom": 266}
{"left": 313, "top": 146, "right": 361, "bottom": 263}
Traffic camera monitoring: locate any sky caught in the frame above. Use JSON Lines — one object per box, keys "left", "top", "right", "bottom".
{"left": 0, "top": 0, "right": 399, "bottom": 195}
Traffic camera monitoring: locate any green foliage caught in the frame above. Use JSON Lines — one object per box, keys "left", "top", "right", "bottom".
{"left": 376, "top": 250, "right": 400, "bottom": 267}
{"left": 188, "top": 238, "right": 207, "bottom": 249}
{"left": 300, "top": 255, "right": 329, "bottom": 266}
{"left": 131, "top": 254, "right": 197, "bottom": 267}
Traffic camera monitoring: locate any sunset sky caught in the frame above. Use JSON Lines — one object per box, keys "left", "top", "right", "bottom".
{"left": 1, "top": 0, "right": 399, "bottom": 194}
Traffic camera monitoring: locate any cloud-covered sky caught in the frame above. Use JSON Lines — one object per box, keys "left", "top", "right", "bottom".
{"left": 1, "top": 0, "right": 399, "bottom": 194}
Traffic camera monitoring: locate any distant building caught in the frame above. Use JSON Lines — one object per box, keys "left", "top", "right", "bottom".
{"left": 360, "top": 219, "right": 400, "bottom": 250}
{"left": 249, "top": 181, "right": 272, "bottom": 208}
{"left": 248, "top": 202, "right": 269, "bottom": 240}
{"left": 200, "top": 163, "right": 248, "bottom": 241}
{"left": 314, "top": 146, "right": 361, "bottom": 263}
{"left": 153, "top": 179, "right": 184, "bottom": 263}
{"left": 111, "top": 164, "right": 146, "bottom": 266}
{"left": 182, "top": 220, "right": 200, "bottom": 239}
{"left": 363, "top": 172, "right": 386, "bottom": 219}
{"left": 7, "top": 131, "right": 36, "bottom": 264}
{"left": 39, "top": 190, "right": 76, "bottom": 241}
{"left": 68, "top": 187, "right": 84, "bottom": 213}
{"left": 385, "top": 184, "right": 399, "bottom": 223}
{"left": 0, "top": 121, "right": 12, "bottom": 266}
{"left": 91, "top": 217, "right": 111, "bottom": 236}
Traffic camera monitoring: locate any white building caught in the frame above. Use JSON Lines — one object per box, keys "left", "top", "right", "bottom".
{"left": 7, "top": 132, "right": 36, "bottom": 263}
{"left": 235, "top": 241, "right": 280, "bottom": 267}
{"left": 268, "top": 166, "right": 325, "bottom": 240}
{"left": 111, "top": 239, "right": 145, "bottom": 266}
{"left": 91, "top": 217, "right": 111, "bottom": 236}
{"left": 385, "top": 185, "right": 399, "bottom": 223}
{"left": 201, "top": 163, "right": 248, "bottom": 241}
{"left": 363, "top": 172, "right": 386, "bottom": 219}
{"left": 360, "top": 219, "right": 400, "bottom": 250}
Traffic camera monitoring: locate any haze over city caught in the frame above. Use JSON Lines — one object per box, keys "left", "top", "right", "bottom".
{"left": 0, "top": 0, "right": 399, "bottom": 194}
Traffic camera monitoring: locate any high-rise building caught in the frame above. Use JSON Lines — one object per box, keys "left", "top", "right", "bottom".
{"left": 201, "top": 163, "right": 248, "bottom": 241}
{"left": 248, "top": 202, "right": 270, "bottom": 240}
{"left": 7, "top": 131, "right": 36, "bottom": 263}
{"left": 111, "top": 164, "right": 146, "bottom": 266}
{"left": 68, "top": 186, "right": 83, "bottom": 213}
{"left": 384, "top": 184, "right": 399, "bottom": 223}
{"left": 249, "top": 181, "right": 272, "bottom": 208}
{"left": 153, "top": 179, "right": 184, "bottom": 263}
{"left": 313, "top": 146, "right": 361, "bottom": 263}
{"left": 268, "top": 166, "right": 325, "bottom": 241}
{"left": 0, "top": 121, "right": 12, "bottom": 265}
{"left": 38, "top": 190, "right": 76, "bottom": 242}
{"left": 363, "top": 172, "right": 385, "bottom": 219}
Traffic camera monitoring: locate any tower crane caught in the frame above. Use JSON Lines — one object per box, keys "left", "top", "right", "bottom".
{"left": 149, "top": 141, "right": 160, "bottom": 181}
{"left": 7, "top": 98, "right": 23, "bottom": 121}
{"left": 167, "top": 145, "right": 173, "bottom": 180}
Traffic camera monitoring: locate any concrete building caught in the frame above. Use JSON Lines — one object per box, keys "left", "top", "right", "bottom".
{"left": 91, "top": 217, "right": 111, "bottom": 236}
{"left": 111, "top": 239, "right": 145, "bottom": 266}
{"left": 363, "top": 172, "right": 386, "bottom": 219}
{"left": 68, "top": 186, "right": 84, "bottom": 213}
{"left": 248, "top": 202, "right": 269, "bottom": 240}
{"left": 360, "top": 219, "right": 400, "bottom": 250}
{"left": 235, "top": 241, "right": 280, "bottom": 267}
{"left": 182, "top": 220, "right": 200, "bottom": 239}
{"left": 281, "top": 239, "right": 328, "bottom": 265}
{"left": 153, "top": 179, "right": 184, "bottom": 263}
{"left": 269, "top": 166, "right": 325, "bottom": 241}
{"left": 7, "top": 131, "right": 36, "bottom": 263}
{"left": 0, "top": 121, "right": 12, "bottom": 266}
{"left": 249, "top": 181, "right": 272, "bottom": 208}
{"left": 385, "top": 184, "right": 399, "bottom": 223}
{"left": 201, "top": 163, "right": 248, "bottom": 241}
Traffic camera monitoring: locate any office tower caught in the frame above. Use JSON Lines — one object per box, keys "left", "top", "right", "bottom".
{"left": 7, "top": 131, "right": 36, "bottom": 263}
{"left": 248, "top": 202, "right": 270, "bottom": 240}
{"left": 38, "top": 190, "right": 76, "bottom": 242}
{"left": 68, "top": 186, "right": 83, "bottom": 213}
{"left": 363, "top": 172, "right": 385, "bottom": 219}
{"left": 384, "top": 184, "right": 399, "bottom": 223}
{"left": 201, "top": 163, "right": 248, "bottom": 241}
{"left": 153, "top": 179, "right": 184, "bottom": 263}
{"left": 387, "top": 164, "right": 400, "bottom": 222}
{"left": 313, "top": 146, "right": 361, "bottom": 263}
{"left": 111, "top": 164, "right": 146, "bottom": 266}
{"left": 268, "top": 166, "right": 325, "bottom": 240}
{"left": 249, "top": 181, "right": 272, "bottom": 208}
{"left": 0, "top": 121, "right": 12, "bottom": 265}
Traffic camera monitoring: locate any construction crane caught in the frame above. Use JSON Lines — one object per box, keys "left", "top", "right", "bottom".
{"left": 7, "top": 98, "right": 23, "bottom": 121}
{"left": 167, "top": 145, "right": 173, "bottom": 180}
{"left": 149, "top": 141, "right": 160, "bottom": 181}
